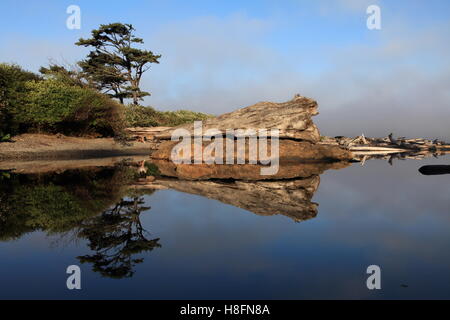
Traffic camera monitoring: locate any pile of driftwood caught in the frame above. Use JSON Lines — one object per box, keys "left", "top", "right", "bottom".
{"left": 320, "top": 133, "right": 450, "bottom": 165}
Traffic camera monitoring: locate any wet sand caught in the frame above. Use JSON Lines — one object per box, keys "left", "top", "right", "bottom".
{"left": 0, "top": 133, "right": 153, "bottom": 161}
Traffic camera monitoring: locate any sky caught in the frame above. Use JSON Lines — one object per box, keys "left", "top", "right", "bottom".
{"left": 0, "top": 0, "right": 449, "bottom": 138}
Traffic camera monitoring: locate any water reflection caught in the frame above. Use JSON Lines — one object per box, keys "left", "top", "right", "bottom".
{"left": 77, "top": 196, "right": 160, "bottom": 279}
{"left": 0, "top": 165, "right": 161, "bottom": 278}
{"left": 1, "top": 156, "right": 450, "bottom": 298}
{"left": 0, "top": 166, "right": 134, "bottom": 239}
{"left": 150, "top": 177, "right": 320, "bottom": 222}
{"left": 142, "top": 159, "right": 351, "bottom": 221}
{"left": 0, "top": 159, "right": 345, "bottom": 277}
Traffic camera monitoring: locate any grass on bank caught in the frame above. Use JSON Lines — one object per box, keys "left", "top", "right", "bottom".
{"left": 124, "top": 104, "right": 212, "bottom": 128}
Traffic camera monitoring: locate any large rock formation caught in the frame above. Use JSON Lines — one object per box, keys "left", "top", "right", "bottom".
{"left": 150, "top": 139, "right": 352, "bottom": 163}
{"left": 150, "top": 95, "right": 353, "bottom": 163}
{"left": 132, "top": 96, "right": 354, "bottom": 221}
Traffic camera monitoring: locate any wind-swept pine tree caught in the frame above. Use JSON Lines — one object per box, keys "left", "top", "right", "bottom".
{"left": 76, "top": 23, "right": 161, "bottom": 105}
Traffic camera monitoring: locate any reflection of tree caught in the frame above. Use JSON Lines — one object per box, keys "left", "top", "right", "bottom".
{"left": 0, "top": 167, "right": 161, "bottom": 279}
{"left": 0, "top": 167, "right": 139, "bottom": 240}
{"left": 77, "top": 196, "right": 160, "bottom": 279}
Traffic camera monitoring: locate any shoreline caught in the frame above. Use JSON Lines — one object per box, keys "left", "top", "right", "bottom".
{"left": 0, "top": 133, "right": 153, "bottom": 161}
{"left": 0, "top": 148, "right": 151, "bottom": 161}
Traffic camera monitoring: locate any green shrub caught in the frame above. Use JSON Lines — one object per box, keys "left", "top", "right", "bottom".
{"left": 17, "top": 79, "right": 125, "bottom": 136}
{"left": 124, "top": 104, "right": 160, "bottom": 127}
{"left": 0, "top": 62, "right": 211, "bottom": 138}
{"left": 0, "top": 63, "right": 41, "bottom": 136}
{"left": 125, "top": 104, "right": 212, "bottom": 127}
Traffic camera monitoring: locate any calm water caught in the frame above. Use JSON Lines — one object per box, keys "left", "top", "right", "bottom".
{"left": 1, "top": 156, "right": 450, "bottom": 299}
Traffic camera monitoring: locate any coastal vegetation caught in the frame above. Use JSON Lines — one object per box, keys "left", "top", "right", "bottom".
{"left": 124, "top": 104, "right": 211, "bottom": 128}
{"left": 0, "top": 23, "right": 210, "bottom": 141}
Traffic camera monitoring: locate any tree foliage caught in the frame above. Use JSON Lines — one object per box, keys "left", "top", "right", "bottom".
{"left": 17, "top": 79, "right": 125, "bottom": 136}
{"left": 76, "top": 23, "right": 161, "bottom": 105}
{"left": 0, "top": 63, "right": 128, "bottom": 137}
{"left": 0, "top": 63, "right": 41, "bottom": 137}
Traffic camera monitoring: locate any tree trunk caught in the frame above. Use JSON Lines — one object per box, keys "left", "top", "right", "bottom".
{"left": 132, "top": 84, "right": 139, "bottom": 105}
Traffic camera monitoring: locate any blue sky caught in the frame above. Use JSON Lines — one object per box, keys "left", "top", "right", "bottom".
{"left": 1, "top": 0, "right": 449, "bottom": 138}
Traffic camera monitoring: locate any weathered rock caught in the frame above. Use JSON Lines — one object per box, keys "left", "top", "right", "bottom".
{"left": 155, "top": 95, "right": 321, "bottom": 142}
{"left": 150, "top": 139, "right": 353, "bottom": 163}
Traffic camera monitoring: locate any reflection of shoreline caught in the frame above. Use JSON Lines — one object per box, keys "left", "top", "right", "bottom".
{"left": 0, "top": 166, "right": 160, "bottom": 279}
{"left": 0, "top": 159, "right": 351, "bottom": 278}
{"left": 0, "top": 158, "right": 352, "bottom": 227}
{"left": 2, "top": 155, "right": 449, "bottom": 285}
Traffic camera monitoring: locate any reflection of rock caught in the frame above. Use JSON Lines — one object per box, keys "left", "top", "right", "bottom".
{"left": 149, "top": 159, "right": 351, "bottom": 180}
{"left": 136, "top": 160, "right": 352, "bottom": 222}
{"left": 152, "top": 176, "right": 320, "bottom": 222}
{"left": 155, "top": 95, "right": 321, "bottom": 142}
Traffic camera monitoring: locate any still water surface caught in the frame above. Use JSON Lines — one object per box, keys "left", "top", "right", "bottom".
{"left": 0, "top": 156, "right": 449, "bottom": 299}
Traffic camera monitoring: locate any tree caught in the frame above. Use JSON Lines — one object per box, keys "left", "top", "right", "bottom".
{"left": 76, "top": 23, "right": 161, "bottom": 105}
